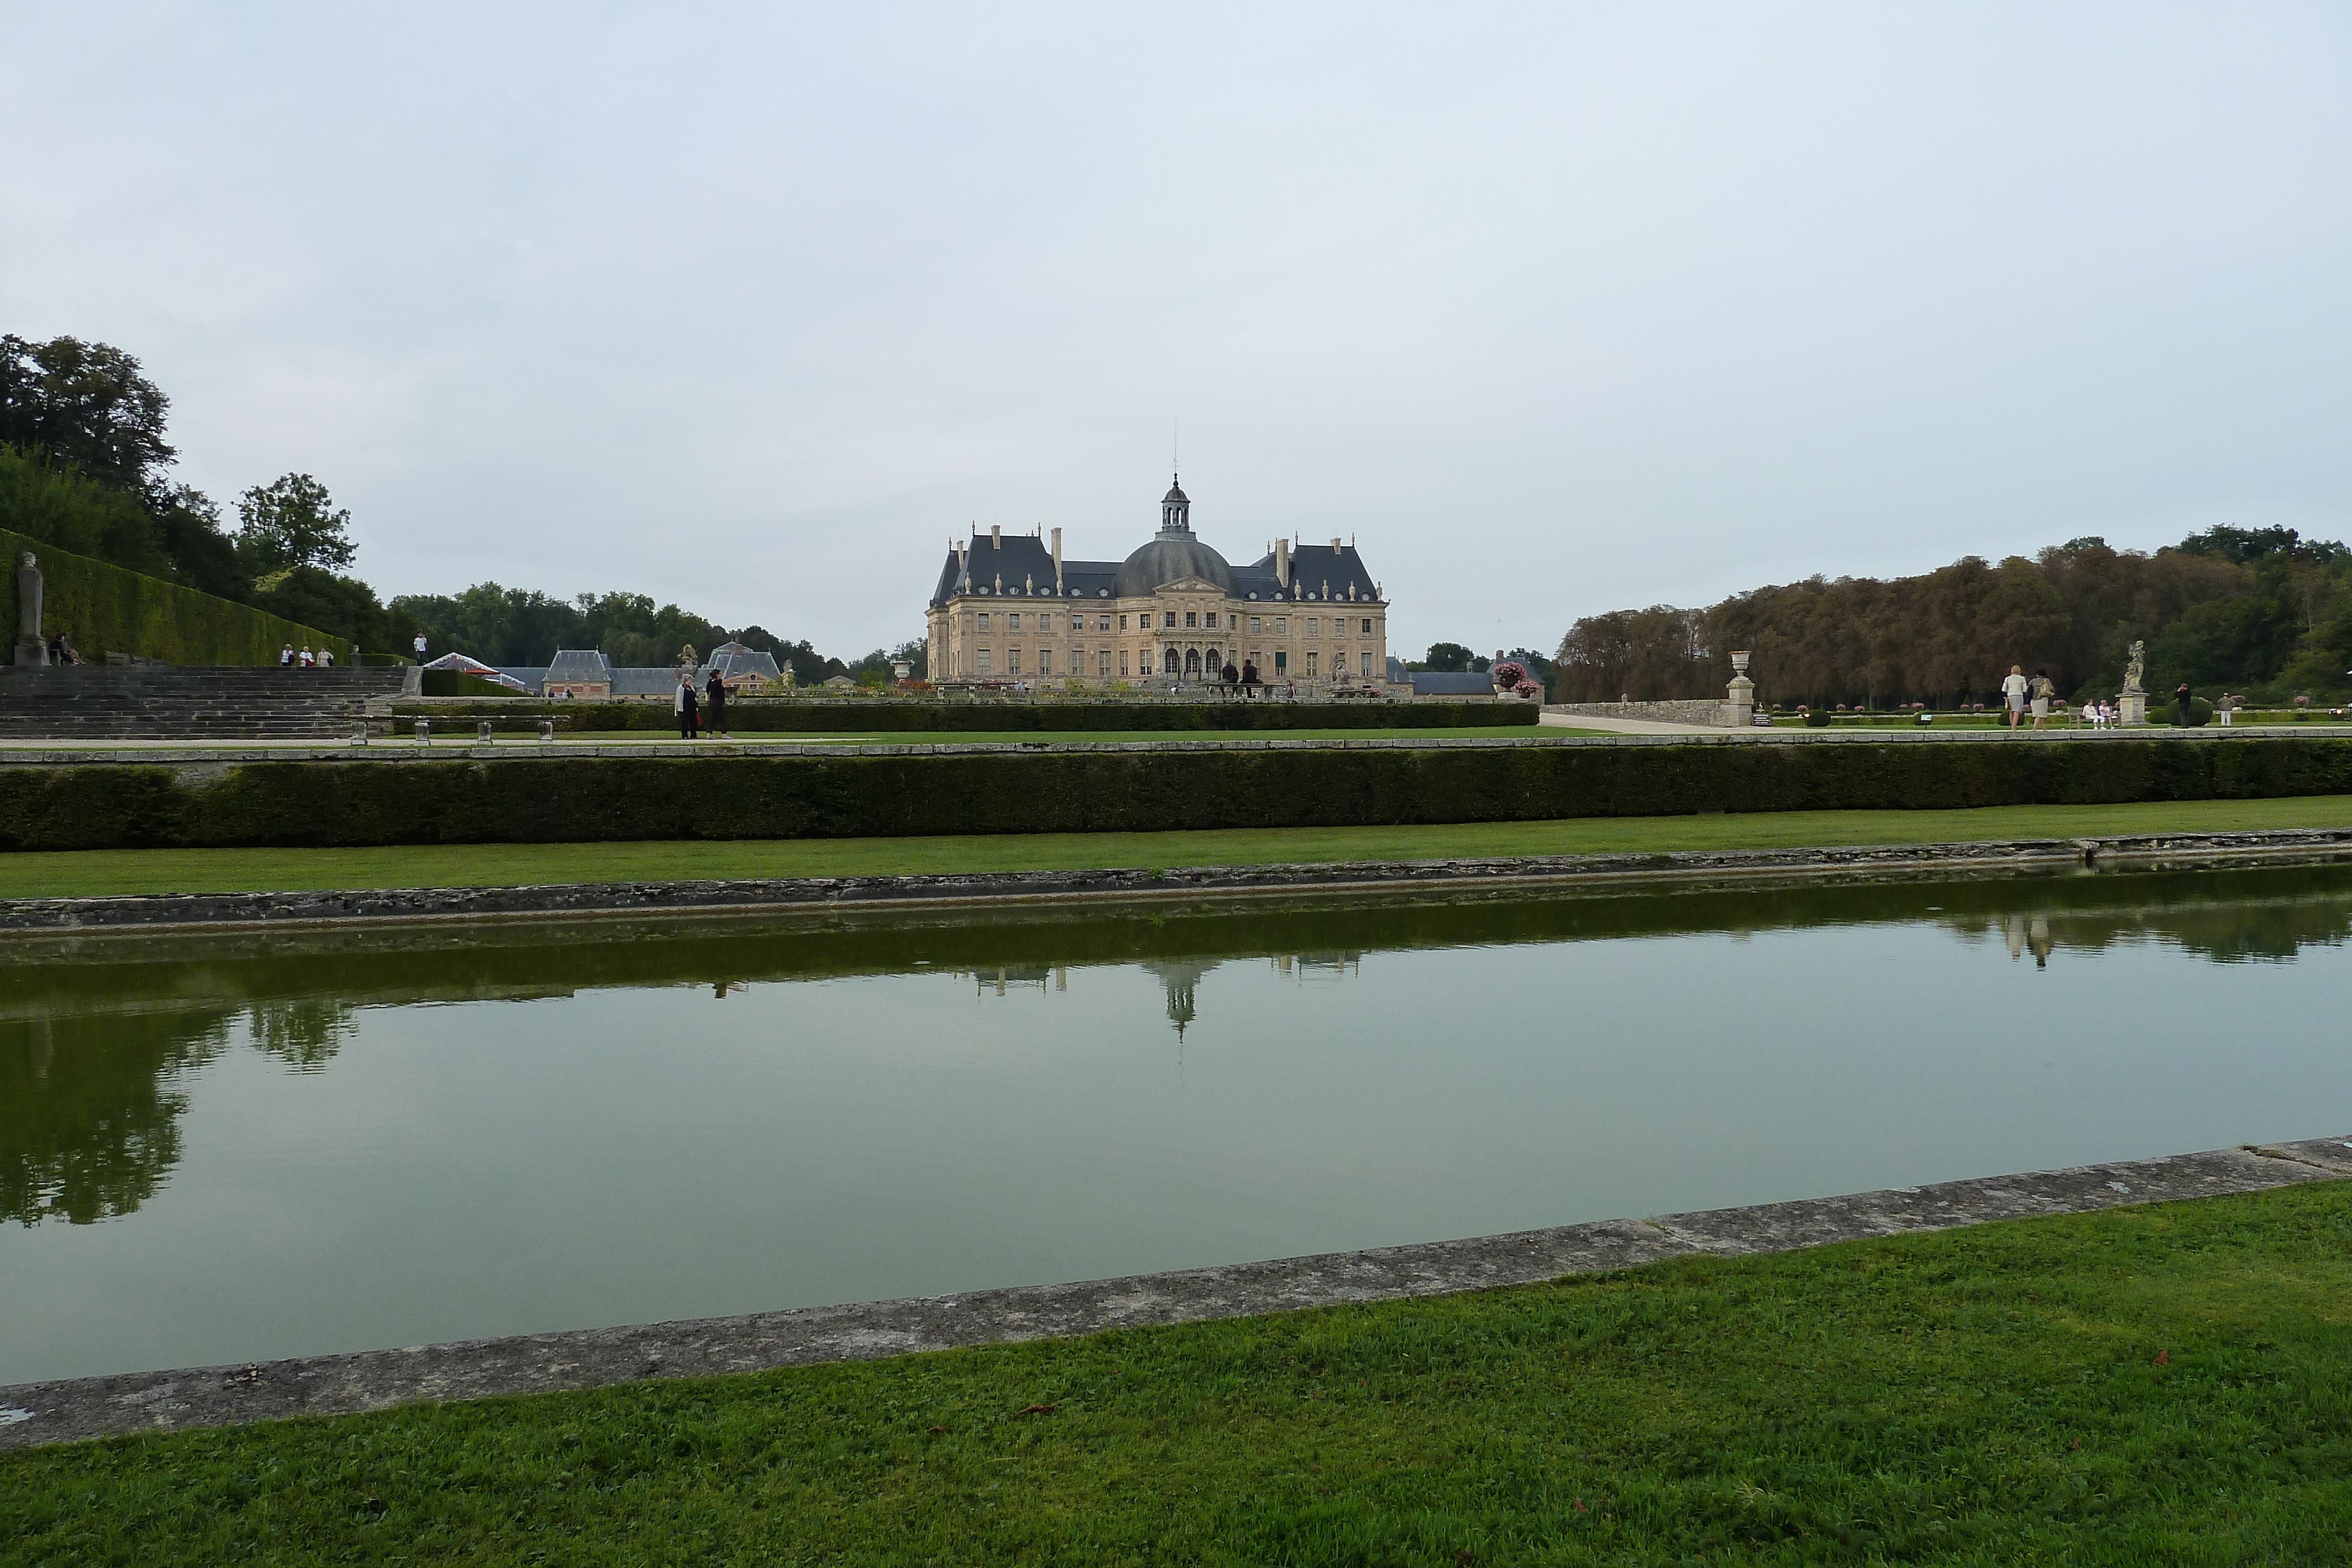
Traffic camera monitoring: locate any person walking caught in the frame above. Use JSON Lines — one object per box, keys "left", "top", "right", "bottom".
{"left": 2000, "top": 664, "right": 2029, "bottom": 729}
{"left": 412, "top": 633, "right": 428, "bottom": 664}
{"left": 2029, "top": 668, "right": 2054, "bottom": 730}
{"left": 279, "top": 643, "right": 295, "bottom": 667}
{"left": 676, "top": 673, "right": 700, "bottom": 740}
{"left": 318, "top": 644, "right": 335, "bottom": 668}
{"left": 2174, "top": 681, "right": 2193, "bottom": 726}
{"left": 705, "top": 668, "right": 730, "bottom": 740}
{"left": 298, "top": 644, "right": 315, "bottom": 668}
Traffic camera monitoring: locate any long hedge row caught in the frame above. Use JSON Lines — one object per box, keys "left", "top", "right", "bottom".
{"left": 383, "top": 699, "right": 1539, "bottom": 733}
{"left": 5, "top": 737, "right": 2350, "bottom": 852}
{"left": 2, "top": 528, "right": 350, "bottom": 667}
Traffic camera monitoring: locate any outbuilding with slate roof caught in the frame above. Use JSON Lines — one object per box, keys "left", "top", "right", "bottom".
{"left": 924, "top": 476, "right": 1389, "bottom": 689}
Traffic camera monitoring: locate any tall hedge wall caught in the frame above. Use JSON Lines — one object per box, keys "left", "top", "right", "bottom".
{"left": 4, "top": 737, "right": 2348, "bottom": 852}
{"left": 383, "top": 699, "right": 1538, "bottom": 733}
{"left": 1, "top": 529, "right": 351, "bottom": 667}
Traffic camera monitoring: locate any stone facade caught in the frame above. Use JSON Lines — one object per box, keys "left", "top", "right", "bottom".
{"left": 925, "top": 479, "right": 1388, "bottom": 691}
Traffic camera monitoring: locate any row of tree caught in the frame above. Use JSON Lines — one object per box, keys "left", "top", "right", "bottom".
{"left": 1553, "top": 529, "right": 2352, "bottom": 707}
{"left": 0, "top": 333, "right": 903, "bottom": 678}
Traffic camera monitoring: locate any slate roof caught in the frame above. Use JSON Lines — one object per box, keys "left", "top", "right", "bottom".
{"left": 1400, "top": 670, "right": 1498, "bottom": 696}
{"left": 931, "top": 531, "right": 1384, "bottom": 606}
{"left": 496, "top": 667, "right": 550, "bottom": 690}
{"left": 611, "top": 667, "right": 687, "bottom": 697}
{"left": 543, "top": 649, "right": 614, "bottom": 686}
{"left": 701, "top": 641, "right": 783, "bottom": 684}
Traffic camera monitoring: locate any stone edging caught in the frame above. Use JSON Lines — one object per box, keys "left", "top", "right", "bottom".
{"left": 5, "top": 827, "right": 2352, "bottom": 936}
{"left": 4, "top": 1136, "right": 2346, "bottom": 1451}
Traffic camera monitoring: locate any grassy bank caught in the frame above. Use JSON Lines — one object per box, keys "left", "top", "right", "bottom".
{"left": 2, "top": 794, "right": 2347, "bottom": 898}
{"left": 515, "top": 726, "right": 1609, "bottom": 745}
{"left": 7, "top": 1181, "right": 2350, "bottom": 1563}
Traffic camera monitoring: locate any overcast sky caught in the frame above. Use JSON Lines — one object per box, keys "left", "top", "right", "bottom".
{"left": 6, "top": 3, "right": 2350, "bottom": 660}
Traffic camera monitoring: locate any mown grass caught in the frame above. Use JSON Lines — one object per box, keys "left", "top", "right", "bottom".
{"left": 5, "top": 1181, "right": 2350, "bottom": 1565}
{"left": 519, "top": 727, "right": 1599, "bottom": 744}
{"left": 1, "top": 795, "right": 2348, "bottom": 900}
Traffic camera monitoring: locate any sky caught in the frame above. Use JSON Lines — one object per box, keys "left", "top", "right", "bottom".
{"left": 6, "top": 2, "right": 2350, "bottom": 661}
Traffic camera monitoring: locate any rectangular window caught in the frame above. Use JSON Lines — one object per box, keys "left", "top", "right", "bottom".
{"left": 1184, "top": 611, "right": 1197, "bottom": 628}
{"left": 1307, "top": 618, "right": 1318, "bottom": 637}
{"left": 977, "top": 649, "right": 992, "bottom": 675}
{"left": 1099, "top": 648, "right": 1111, "bottom": 677}
{"left": 1361, "top": 618, "right": 1373, "bottom": 634}
{"left": 1205, "top": 611, "right": 1217, "bottom": 628}
{"left": 1037, "top": 614, "right": 1052, "bottom": 634}
{"left": 1163, "top": 611, "right": 1177, "bottom": 629}
{"left": 1275, "top": 617, "right": 1287, "bottom": 635}
{"left": 1038, "top": 649, "right": 1051, "bottom": 676}
{"left": 1249, "top": 616, "right": 1261, "bottom": 634}
{"left": 1274, "top": 650, "right": 1287, "bottom": 673}
{"left": 1306, "top": 651, "right": 1318, "bottom": 677}
{"left": 977, "top": 613, "right": 990, "bottom": 631}
{"left": 1118, "top": 614, "right": 1128, "bottom": 631}
{"left": 1360, "top": 652, "right": 1372, "bottom": 677}
{"left": 1009, "top": 613, "right": 1021, "bottom": 630}
{"left": 1098, "top": 615, "right": 1111, "bottom": 631}
{"left": 1008, "top": 648, "right": 1022, "bottom": 675}
{"left": 1120, "top": 648, "right": 1130, "bottom": 677}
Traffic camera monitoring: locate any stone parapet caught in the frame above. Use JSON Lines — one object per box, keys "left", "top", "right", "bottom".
{"left": 1546, "top": 700, "right": 1728, "bottom": 725}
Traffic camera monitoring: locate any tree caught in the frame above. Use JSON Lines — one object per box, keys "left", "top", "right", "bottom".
{"left": 0, "top": 334, "right": 176, "bottom": 499}
{"left": 236, "top": 473, "right": 355, "bottom": 574}
{"left": 1415, "top": 641, "right": 1477, "bottom": 672}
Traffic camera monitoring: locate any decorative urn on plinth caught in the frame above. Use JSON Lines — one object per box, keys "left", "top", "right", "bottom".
{"left": 1725, "top": 649, "right": 1755, "bottom": 727}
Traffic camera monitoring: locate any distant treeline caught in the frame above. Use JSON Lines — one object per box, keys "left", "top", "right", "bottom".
{"left": 1555, "top": 531, "right": 2352, "bottom": 707}
{"left": 0, "top": 332, "right": 910, "bottom": 678}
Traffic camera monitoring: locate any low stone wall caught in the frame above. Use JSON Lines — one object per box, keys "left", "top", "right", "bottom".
{"left": 1548, "top": 700, "right": 1729, "bottom": 726}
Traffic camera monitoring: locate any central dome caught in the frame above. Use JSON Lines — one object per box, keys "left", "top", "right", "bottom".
{"left": 1115, "top": 535, "right": 1234, "bottom": 598}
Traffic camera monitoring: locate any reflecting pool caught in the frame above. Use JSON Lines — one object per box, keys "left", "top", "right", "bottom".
{"left": 6, "top": 858, "right": 2351, "bottom": 1386}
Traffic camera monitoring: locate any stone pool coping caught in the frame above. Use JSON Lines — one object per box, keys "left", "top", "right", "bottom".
{"left": 5, "top": 1136, "right": 2348, "bottom": 1451}
{"left": 6, "top": 826, "right": 2352, "bottom": 936}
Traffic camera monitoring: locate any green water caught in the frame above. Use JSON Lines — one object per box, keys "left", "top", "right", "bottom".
{"left": 5, "top": 860, "right": 2351, "bottom": 1387}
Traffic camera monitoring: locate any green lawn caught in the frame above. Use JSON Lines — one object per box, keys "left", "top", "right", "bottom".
{"left": 2, "top": 795, "right": 2347, "bottom": 899}
{"left": 7, "top": 1181, "right": 2349, "bottom": 1564}
{"left": 514, "top": 727, "right": 1588, "bottom": 744}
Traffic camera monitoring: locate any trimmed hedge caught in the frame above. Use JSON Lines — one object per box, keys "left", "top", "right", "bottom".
{"left": 419, "top": 670, "right": 517, "bottom": 697}
{"left": 382, "top": 700, "right": 1539, "bottom": 733}
{"left": 1, "top": 528, "right": 351, "bottom": 667}
{"left": 5, "top": 736, "right": 2350, "bottom": 852}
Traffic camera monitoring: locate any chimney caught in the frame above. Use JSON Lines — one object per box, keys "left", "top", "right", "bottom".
{"left": 1051, "top": 526, "right": 1063, "bottom": 591}
{"left": 1275, "top": 536, "right": 1289, "bottom": 587}
{"left": 991, "top": 523, "right": 1002, "bottom": 549}
{"left": 1330, "top": 537, "right": 1341, "bottom": 549}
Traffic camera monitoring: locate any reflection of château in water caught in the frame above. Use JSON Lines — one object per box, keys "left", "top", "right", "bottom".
{"left": 961, "top": 951, "right": 1365, "bottom": 1039}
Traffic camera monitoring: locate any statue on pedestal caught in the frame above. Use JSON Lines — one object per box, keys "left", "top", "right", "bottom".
{"left": 2119, "top": 640, "right": 2149, "bottom": 727}
{"left": 14, "top": 552, "right": 46, "bottom": 667}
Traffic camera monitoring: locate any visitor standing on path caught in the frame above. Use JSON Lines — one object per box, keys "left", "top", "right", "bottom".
{"left": 676, "top": 674, "right": 700, "bottom": 740}
{"left": 2000, "top": 665, "right": 2029, "bottom": 729}
{"left": 413, "top": 633, "right": 427, "bottom": 663}
{"left": 279, "top": 643, "right": 295, "bottom": 666}
{"left": 2175, "top": 681, "right": 2194, "bottom": 726}
{"left": 2029, "top": 668, "right": 2054, "bottom": 730}
{"left": 705, "top": 668, "right": 730, "bottom": 740}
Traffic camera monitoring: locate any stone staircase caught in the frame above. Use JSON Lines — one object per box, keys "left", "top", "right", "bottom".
{"left": 0, "top": 666, "right": 410, "bottom": 740}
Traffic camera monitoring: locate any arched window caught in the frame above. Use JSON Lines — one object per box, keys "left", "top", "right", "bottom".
{"left": 1205, "top": 648, "right": 1222, "bottom": 676}
{"left": 1162, "top": 647, "right": 1180, "bottom": 675}
{"left": 1184, "top": 648, "right": 1201, "bottom": 677}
